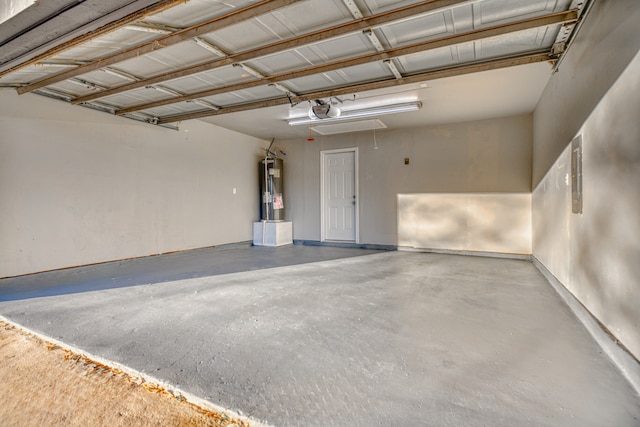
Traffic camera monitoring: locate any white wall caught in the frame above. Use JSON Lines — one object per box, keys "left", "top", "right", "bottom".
{"left": 532, "top": 0, "right": 640, "bottom": 359}
{"left": 398, "top": 193, "right": 531, "bottom": 255}
{"left": 0, "top": 91, "right": 267, "bottom": 277}
{"left": 279, "top": 114, "right": 533, "bottom": 253}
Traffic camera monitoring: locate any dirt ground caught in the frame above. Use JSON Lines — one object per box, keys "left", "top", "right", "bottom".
{"left": 0, "top": 320, "right": 252, "bottom": 427}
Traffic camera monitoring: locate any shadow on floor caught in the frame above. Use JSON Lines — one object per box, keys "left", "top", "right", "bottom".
{"left": 0, "top": 244, "right": 383, "bottom": 302}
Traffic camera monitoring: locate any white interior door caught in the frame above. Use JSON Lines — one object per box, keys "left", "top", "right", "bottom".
{"left": 323, "top": 149, "right": 357, "bottom": 242}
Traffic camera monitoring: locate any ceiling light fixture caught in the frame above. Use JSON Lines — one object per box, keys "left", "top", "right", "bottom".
{"left": 288, "top": 101, "right": 421, "bottom": 126}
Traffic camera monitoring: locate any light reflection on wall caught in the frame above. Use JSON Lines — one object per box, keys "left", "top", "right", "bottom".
{"left": 398, "top": 193, "right": 531, "bottom": 255}
{"left": 533, "top": 47, "right": 640, "bottom": 361}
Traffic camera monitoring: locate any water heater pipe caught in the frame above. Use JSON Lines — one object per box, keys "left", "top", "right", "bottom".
{"left": 263, "top": 154, "right": 269, "bottom": 221}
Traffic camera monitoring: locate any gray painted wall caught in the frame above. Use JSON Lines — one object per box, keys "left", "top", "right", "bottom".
{"left": 532, "top": 0, "right": 640, "bottom": 359}
{"left": 278, "top": 114, "right": 533, "bottom": 251}
{"left": 533, "top": 0, "right": 640, "bottom": 186}
{"left": 0, "top": 91, "right": 267, "bottom": 278}
{"left": 0, "top": 0, "right": 32, "bottom": 25}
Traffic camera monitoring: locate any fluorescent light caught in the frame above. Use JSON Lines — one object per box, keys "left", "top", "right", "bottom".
{"left": 287, "top": 101, "right": 421, "bottom": 126}
{"left": 311, "top": 119, "right": 387, "bottom": 135}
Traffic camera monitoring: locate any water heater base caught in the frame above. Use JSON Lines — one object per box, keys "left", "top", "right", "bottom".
{"left": 252, "top": 221, "right": 293, "bottom": 247}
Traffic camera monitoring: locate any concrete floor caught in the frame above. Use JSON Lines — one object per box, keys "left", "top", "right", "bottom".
{"left": 1, "top": 246, "right": 639, "bottom": 426}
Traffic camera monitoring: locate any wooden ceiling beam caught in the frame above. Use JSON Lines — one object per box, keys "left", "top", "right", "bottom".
{"left": 17, "top": 0, "right": 300, "bottom": 95}
{"left": 117, "top": 9, "right": 577, "bottom": 115}
{"left": 156, "top": 51, "right": 554, "bottom": 124}
{"left": 71, "top": 0, "right": 471, "bottom": 105}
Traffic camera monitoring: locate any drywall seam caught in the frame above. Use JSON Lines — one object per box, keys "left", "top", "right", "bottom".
{"left": 532, "top": 257, "right": 640, "bottom": 397}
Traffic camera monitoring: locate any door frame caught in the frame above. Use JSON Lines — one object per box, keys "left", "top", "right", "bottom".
{"left": 320, "top": 147, "right": 359, "bottom": 243}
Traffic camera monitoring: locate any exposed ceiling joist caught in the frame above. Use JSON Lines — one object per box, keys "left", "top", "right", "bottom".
{"left": 16, "top": 0, "right": 300, "bottom": 95}
{"left": 70, "top": 0, "right": 471, "bottom": 105}
{"left": 0, "top": 0, "right": 590, "bottom": 138}
{"left": 115, "top": 9, "right": 577, "bottom": 115}
{"left": 157, "top": 51, "right": 553, "bottom": 124}
{"left": 0, "top": 0, "right": 185, "bottom": 78}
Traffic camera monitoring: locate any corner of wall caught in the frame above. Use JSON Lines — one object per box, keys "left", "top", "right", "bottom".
{"left": 0, "top": 91, "right": 268, "bottom": 277}
{"left": 532, "top": 0, "right": 640, "bottom": 362}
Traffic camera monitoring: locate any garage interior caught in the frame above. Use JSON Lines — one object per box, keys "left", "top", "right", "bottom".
{"left": 1, "top": 0, "right": 639, "bottom": 425}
